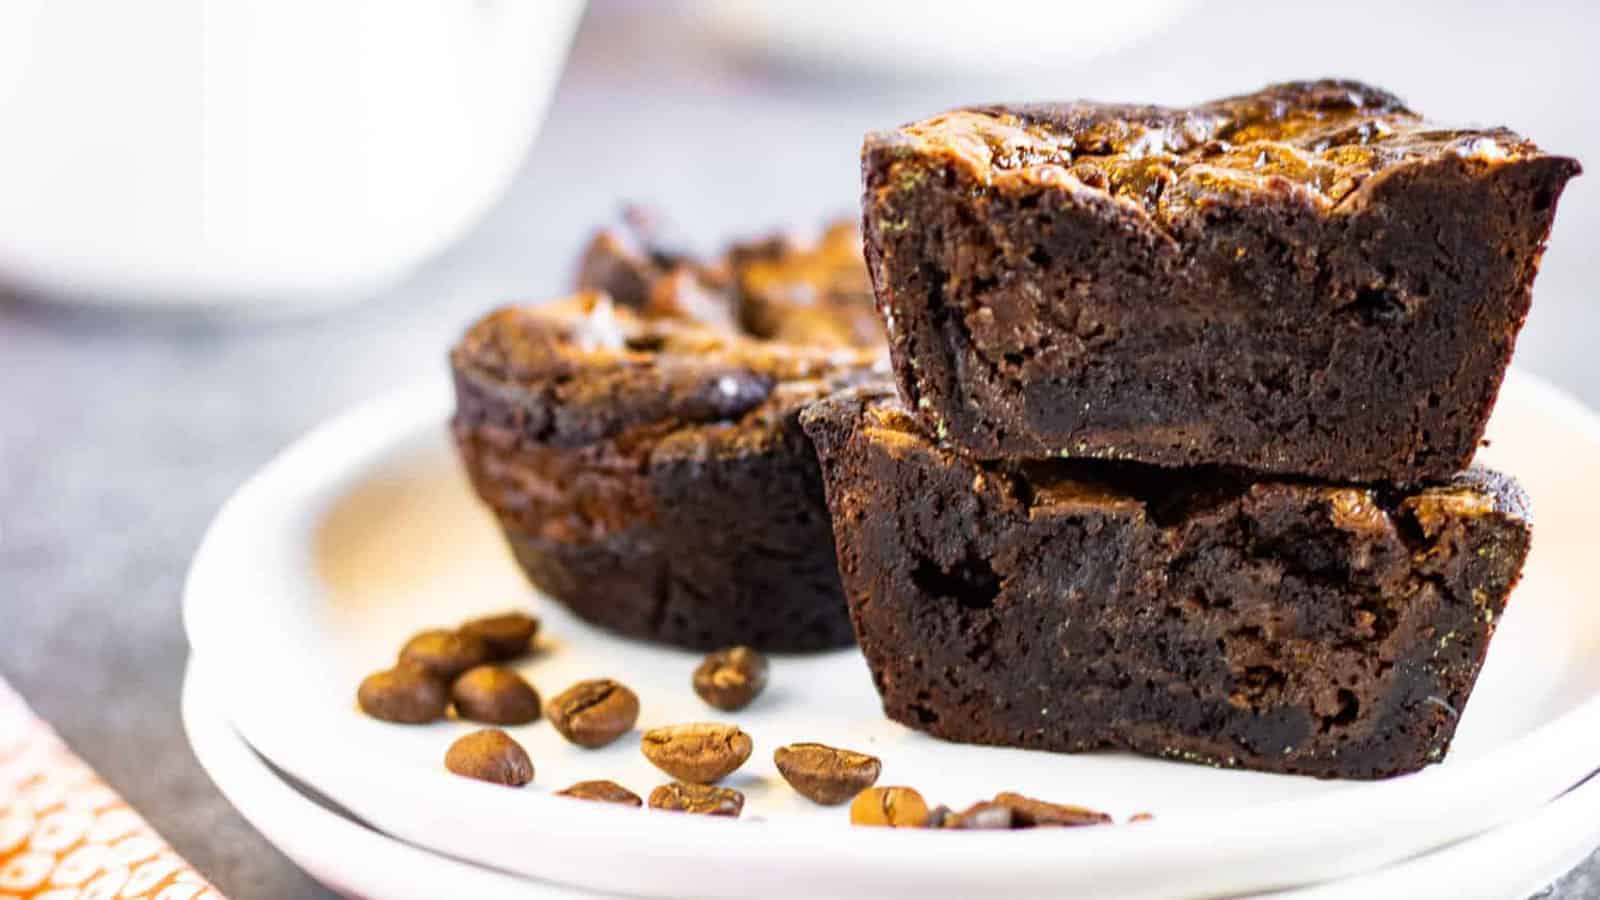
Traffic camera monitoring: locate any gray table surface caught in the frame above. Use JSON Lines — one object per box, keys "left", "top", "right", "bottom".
{"left": 2, "top": 2, "right": 1596, "bottom": 897}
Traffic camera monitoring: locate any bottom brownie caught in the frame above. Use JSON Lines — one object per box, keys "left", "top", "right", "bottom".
{"left": 800, "top": 387, "right": 1532, "bottom": 778}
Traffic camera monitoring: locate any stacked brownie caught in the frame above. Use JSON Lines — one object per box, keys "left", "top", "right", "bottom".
{"left": 452, "top": 218, "right": 883, "bottom": 652}
{"left": 803, "top": 81, "right": 1578, "bottom": 777}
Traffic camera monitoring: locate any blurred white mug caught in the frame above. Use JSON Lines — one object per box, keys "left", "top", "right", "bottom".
{"left": 0, "top": 0, "right": 584, "bottom": 311}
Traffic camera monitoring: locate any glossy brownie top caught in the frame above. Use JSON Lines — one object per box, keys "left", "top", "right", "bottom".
{"left": 871, "top": 79, "right": 1577, "bottom": 211}
{"left": 803, "top": 384, "right": 1532, "bottom": 532}
{"left": 453, "top": 293, "right": 883, "bottom": 446}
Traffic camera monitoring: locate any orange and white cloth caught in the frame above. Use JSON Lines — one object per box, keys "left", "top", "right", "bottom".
{"left": 0, "top": 679, "right": 222, "bottom": 900}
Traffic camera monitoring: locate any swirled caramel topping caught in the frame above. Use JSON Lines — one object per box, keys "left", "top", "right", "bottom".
{"left": 890, "top": 80, "right": 1543, "bottom": 210}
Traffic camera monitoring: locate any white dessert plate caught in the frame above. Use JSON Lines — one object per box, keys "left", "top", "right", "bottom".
{"left": 180, "top": 655, "right": 1600, "bottom": 900}
{"left": 183, "top": 369, "right": 1600, "bottom": 899}
{"left": 1246, "top": 770, "right": 1600, "bottom": 900}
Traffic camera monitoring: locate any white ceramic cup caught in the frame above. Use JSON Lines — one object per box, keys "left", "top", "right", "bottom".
{"left": 0, "top": 0, "right": 585, "bottom": 311}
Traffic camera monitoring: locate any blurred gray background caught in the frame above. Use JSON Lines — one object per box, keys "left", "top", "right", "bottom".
{"left": 1, "top": 1, "right": 1594, "bottom": 896}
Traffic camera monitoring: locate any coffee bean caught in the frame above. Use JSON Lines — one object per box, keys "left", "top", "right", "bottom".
{"left": 772, "top": 742, "right": 881, "bottom": 805}
{"left": 357, "top": 664, "right": 447, "bottom": 724}
{"left": 991, "top": 792, "right": 1111, "bottom": 828}
{"left": 691, "top": 646, "right": 769, "bottom": 711}
{"left": 460, "top": 612, "right": 539, "bottom": 661}
{"left": 444, "top": 729, "right": 533, "bottom": 787}
{"left": 922, "top": 805, "right": 957, "bottom": 828}
{"left": 557, "top": 780, "right": 642, "bottom": 807}
{"left": 546, "top": 679, "right": 640, "bottom": 748}
{"left": 849, "top": 786, "right": 928, "bottom": 827}
{"left": 948, "top": 801, "right": 1014, "bottom": 830}
{"left": 451, "top": 666, "right": 540, "bottom": 725}
{"left": 648, "top": 782, "right": 744, "bottom": 817}
{"left": 399, "top": 629, "right": 489, "bottom": 681}
{"left": 640, "top": 723, "right": 752, "bottom": 784}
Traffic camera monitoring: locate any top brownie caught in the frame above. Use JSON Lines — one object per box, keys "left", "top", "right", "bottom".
{"left": 862, "top": 80, "right": 1579, "bottom": 482}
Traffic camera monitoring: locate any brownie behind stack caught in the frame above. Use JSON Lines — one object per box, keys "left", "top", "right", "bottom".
{"left": 804, "top": 80, "right": 1578, "bottom": 778}
{"left": 452, "top": 217, "right": 885, "bottom": 652}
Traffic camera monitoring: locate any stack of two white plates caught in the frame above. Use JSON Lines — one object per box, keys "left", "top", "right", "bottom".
{"left": 182, "top": 370, "right": 1600, "bottom": 899}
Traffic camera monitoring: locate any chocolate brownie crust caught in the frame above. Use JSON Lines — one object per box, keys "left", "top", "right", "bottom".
{"left": 862, "top": 80, "right": 1580, "bottom": 482}
{"left": 453, "top": 295, "right": 882, "bottom": 651}
{"left": 802, "top": 387, "right": 1532, "bottom": 778}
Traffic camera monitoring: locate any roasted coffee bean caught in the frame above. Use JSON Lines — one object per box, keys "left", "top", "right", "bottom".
{"left": 451, "top": 665, "right": 540, "bottom": 725}
{"left": 640, "top": 723, "right": 752, "bottom": 784}
{"left": 648, "top": 782, "right": 744, "bottom": 817}
{"left": 949, "top": 801, "right": 1015, "bottom": 830}
{"left": 922, "top": 805, "right": 957, "bottom": 828}
{"left": 772, "top": 742, "right": 881, "bottom": 805}
{"left": 991, "top": 792, "right": 1111, "bottom": 828}
{"left": 459, "top": 612, "right": 539, "bottom": 661}
{"left": 849, "top": 786, "right": 928, "bottom": 827}
{"left": 399, "top": 629, "right": 489, "bottom": 681}
{"left": 557, "top": 780, "right": 643, "bottom": 807}
{"left": 444, "top": 729, "right": 533, "bottom": 786}
{"left": 546, "top": 679, "right": 640, "bottom": 748}
{"left": 691, "top": 646, "right": 769, "bottom": 711}
{"left": 357, "top": 664, "right": 447, "bottom": 724}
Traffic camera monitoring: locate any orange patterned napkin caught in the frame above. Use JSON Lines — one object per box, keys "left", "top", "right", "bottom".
{"left": 0, "top": 679, "right": 223, "bottom": 900}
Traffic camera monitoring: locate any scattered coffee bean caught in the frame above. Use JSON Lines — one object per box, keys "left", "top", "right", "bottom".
{"left": 648, "top": 782, "right": 744, "bottom": 817}
{"left": 991, "top": 792, "right": 1111, "bottom": 828}
{"left": 849, "top": 786, "right": 928, "bottom": 827}
{"left": 444, "top": 729, "right": 534, "bottom": 787}
{"left": 640, "top": 723, "right": 753, "bottom": 784}
{"left": 399, "top": 628, "right": 489, "bottom": 681}
{"left": 451, "top": 665, "right": 540, "bottom": 725}
{"left": 546, "top": 679, "right": 640, "bottom": 748}
{"left": 357, "top": 664, "right": 448, "bottom": 724}
{"left": 691, "top": 646, "right": 769, "bottom": 711}
{"left": 772, "top": 742, "right": 881, "bottom": 805}
{"left": 922, "top": 805, "right": 957, "bottom": 828}
{"left": 949, "top": 801, "right": 1015, "bottom": 830}
{"left": 460, "top": 612, "right": 539, "bottom": 661}
{"left": 557, "top": 780, "right": 643, "bottom": 807}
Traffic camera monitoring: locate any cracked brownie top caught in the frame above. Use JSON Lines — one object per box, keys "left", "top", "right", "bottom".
{"left": 874, "top": 79, "right": 1567, "bottom": 213}
{"left": 452, "top": 293, "right": 884, "bottom": 448}
{"left": 808, "top": 383, "right": 1533, "bottom": 539}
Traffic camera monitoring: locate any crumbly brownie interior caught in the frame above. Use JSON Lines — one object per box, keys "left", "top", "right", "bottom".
{"left": 452, "top": 295, "right": 882, "bottom": 651}
{"left": 862, "top": 79, "right": 1580, "bottom": 482}
{"left": 802, "top": 387, "right": 1531, "bottom": 778}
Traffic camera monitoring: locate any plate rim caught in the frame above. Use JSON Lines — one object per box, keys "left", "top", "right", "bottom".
{"left": 181, "top": 652, "right": 1600, "bottom": 900}
{"left": 182, "top": 369, "right": 1600, "bottom": 899}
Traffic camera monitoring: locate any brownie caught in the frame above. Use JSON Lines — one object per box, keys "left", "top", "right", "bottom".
{"left": 801, "top": 386, "right": 1532, "bottom": 778}
{"left": 574, "top": 206, "right": 737, "bottom": 329}
{"left": 451, "top": 293, "right": 883, "bottom": 651}
{"left": 578, "top": 212, "right": 881, "bottom": 348}
{"left": 861, "top": 79, "right": 1579, "bottom": 482}
{"left": 727, "top": 220, "right": 883, "bottom": 348}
